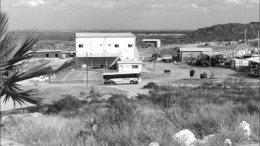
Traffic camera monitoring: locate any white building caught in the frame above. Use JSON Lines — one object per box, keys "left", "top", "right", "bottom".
{"left": 75, "top": 33, "right": 139, "bottom": 68}
{"left": 118, "top": 60, "right": 143, "bottom": 73}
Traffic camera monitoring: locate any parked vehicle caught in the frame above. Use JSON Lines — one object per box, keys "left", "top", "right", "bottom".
{"left": 193, "top": 52, "right": 226, "bottom": 67}
{"left": 247, "top": 57, "right": 260, "bottom": 77}
{"left": 102, "top": 72, "right": 142, "bottom": 85}
{"left": 248, "top": 61, "right": 259, "bottom": 77}
{"left": 32, "top": 76, "right": 49, "bottom": 82}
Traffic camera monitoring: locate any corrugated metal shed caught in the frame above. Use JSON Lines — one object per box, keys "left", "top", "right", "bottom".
{"left": 76, "top": 33, "right": 135, "bottom": 38}
{"left": 142, "top": 39, "right": 160, "bottom": 42}
{"left": 118, "top": 60, "right": 143, "bottom": 64}
{"left": 201, "top": 51, "right": 225, "bottom": 56}
{"left": 179, "top": 47, "right": 213, "bottom": 52}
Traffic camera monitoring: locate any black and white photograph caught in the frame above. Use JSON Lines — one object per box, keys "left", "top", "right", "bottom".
{"left": 0, "top": 0, "right": 259, "bottom": 145}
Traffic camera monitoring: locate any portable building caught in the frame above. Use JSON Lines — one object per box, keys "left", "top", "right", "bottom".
{"left": 33, "top": 50, "right": 62, "bottom": 58}
{"left": 117, "top": 60, "right": 143, "bottom": 73}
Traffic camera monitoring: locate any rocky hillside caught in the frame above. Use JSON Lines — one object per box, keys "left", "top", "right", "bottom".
{"left": 181, "top": 22, "right": 260, "bottom": 43}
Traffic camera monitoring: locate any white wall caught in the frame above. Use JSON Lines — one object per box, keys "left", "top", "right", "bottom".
{"left": 118, "top": 63, "right": 142, "bottom": 73}
{"left": 76, "top": 37, "right": 136, "bottom": 60}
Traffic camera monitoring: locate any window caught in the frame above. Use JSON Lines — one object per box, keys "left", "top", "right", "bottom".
{"left": 55, "top": 54, "right": 59, "bottom": 58}
{"left": 128, "top": 44, "right": 133, "bottom": 48}
{"left": 79, "top": 44, "right": 83, "bottom": 48}
{"left": 45, "top": 54, "right": 49, "bottom": 58}
{"left": 115, "top": 44, "right": 119, "bottom": 48}
{"left": 132, "top": 65, "right": 138, "bottom": 69}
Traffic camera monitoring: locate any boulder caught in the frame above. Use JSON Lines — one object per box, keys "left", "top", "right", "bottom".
{"left": 238, "top": 121, "right": 251, "bottom": 139}
{"left": 0, "top": 139, "right": 25, "bottom": 146}
{"left": 197, "top": 134, "right": 216, "bottom": 145}
{"left": 149, "top": 142, "right": 160, "bottom": 146}
{"left": 224, "top": 139, "right": 232, "bottom": 146}
{"left": 92, "top": 124, "right": 98, "bottom": 132}
{"left": 173, "top": 129, "right": 197, "bottom": 146}
{"left": 29, "top": 112, "right": 43, "bottom": 117}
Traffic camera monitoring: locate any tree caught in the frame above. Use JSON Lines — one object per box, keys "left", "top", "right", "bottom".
{"left": 0, "top": 12, "right": 52, "bottom": 108}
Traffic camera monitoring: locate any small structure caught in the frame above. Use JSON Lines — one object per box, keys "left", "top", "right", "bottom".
{"left": 33, "top": 50, "right": 62, "bottom": 58}
{"left": 142, "top": 39, "right": 161, "bottom": 48}
{"left": 177, "top": 47, "right": 212, "bottom": 62}
{"left": 230, "top": 59, "right": 249, "bottom": 70}
{"left": 117, "top": 60, "right": 142, "bottom": 73}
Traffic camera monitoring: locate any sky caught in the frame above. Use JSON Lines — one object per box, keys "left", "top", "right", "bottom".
{"left": 2, "top": 0, "right": 259, "bottom": 31}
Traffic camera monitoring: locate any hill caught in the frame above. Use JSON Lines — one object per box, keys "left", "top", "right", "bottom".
{"left": 180, "top": 22, "right": 260, "bottom": 43}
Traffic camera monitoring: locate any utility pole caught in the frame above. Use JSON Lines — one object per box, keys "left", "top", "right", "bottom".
{"left": 86, "top": 53, "right": 89, "bottom": 86}
{"left": 153, "top": 47, "right": 156, "bottom": 72}
{"left": 245, "top": 29, "right": 247, "bottom": 46}
{"left": 258, "top": 31, "right": 260, "bottom": 82}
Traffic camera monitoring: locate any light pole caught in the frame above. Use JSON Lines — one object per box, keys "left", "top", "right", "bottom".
{"left": 86, "top": 53, "right": 89, "bottom": 86}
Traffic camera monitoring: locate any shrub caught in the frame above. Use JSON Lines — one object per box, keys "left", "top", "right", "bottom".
{"left": 88, "top": 86, "right": 102, "bottom": 98}
{"left": 246, "top": 102, "right": 260, "bottom": 114}
{"left": 143, "top": 82, "right": 159, "bottom": 89}
{"left": 48, "top": 95, "right": 86, "bottom": 115}
{"left": 102, "top": 94, "right": 139, "bottom": 126}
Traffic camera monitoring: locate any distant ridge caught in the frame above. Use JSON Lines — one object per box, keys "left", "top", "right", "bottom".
{"left": 180, "top": 22, "right": 260, "bottom": 43}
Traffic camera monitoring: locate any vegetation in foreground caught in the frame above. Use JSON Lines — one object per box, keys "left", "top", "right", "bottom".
{"left": 0, "top": 12, "right": 53, "bottom": 108}
{"left": 1, "top": 79, "right": 259, "bottom": 146}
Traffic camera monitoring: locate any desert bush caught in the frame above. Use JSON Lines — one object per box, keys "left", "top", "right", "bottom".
{"left": 47, "top": 95, "right": 86, "bottom": 117}
{"left": 143, "top": 82, "right": 159, "bottom": 89}
{"left": 102, "top": 94, "right": 139, "bottom": 127}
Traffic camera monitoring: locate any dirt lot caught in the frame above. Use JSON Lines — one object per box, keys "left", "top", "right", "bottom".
{"left": 2, "top": 43, "right": 259, "bottom": 111}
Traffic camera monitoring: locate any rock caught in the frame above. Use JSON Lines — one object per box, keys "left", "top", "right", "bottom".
{"left": 1, "top": 112, "right": 43, "bottom": 123}
{"left": 29, "top": 112, "right": 43, "bottom": 117}
{"left": 173, "top": 129, "right": 197, "bottom": 146}
{"left": 1, "top": 139, "right": 25, "bottom": 146}
{"left": 238, "top": 121, "right": 251, "bottom": 139}
{"left": 92, "top": 124, "right": 98, "bottom": 132}
{"left": 1, "top": 115, "right": 13, "bottom": 123}
{"left": 197, "top": 134, "right": 216, "bottom": 145}
{"left": 149, "top": 142, "right": 160, "bottom": 146}
{"left": 224, "top": 139, "right": 232, "bottom": 146}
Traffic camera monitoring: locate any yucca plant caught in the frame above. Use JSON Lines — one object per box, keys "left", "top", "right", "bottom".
{"left": 0, "top": 12, "right": 52, "bottom": 108}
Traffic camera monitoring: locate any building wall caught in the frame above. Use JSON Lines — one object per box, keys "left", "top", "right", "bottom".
{"left": 118, "top": 63, "right": 142, "bottom": 73}
{"left": 33, "top": 51, "right": 62, "bottom": 58}
{"left": 181, "top": 51, "right": 201, "bottom": 62}
{"left": 76, "top": 37, "right": 136, "bottom": 60}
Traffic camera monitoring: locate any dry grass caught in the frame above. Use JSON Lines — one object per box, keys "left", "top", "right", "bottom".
{"left": 1, "top": 80, "right": 259, "bottom": 146}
